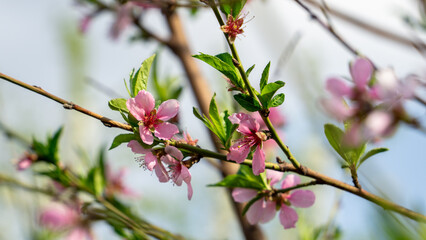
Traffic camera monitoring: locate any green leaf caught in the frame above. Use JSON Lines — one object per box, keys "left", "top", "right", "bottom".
{"left": 86, "top": 167, "right": 105, "bottom": 197}
{"left": 109, "top": 134, "right": 138, "bottom": 150}
{"left": 246, "top": 64, "right": 255, "bottom": 77}
{"left": 219, "top": 0, "right": 247, "bottom": 18}
{"left": 209, "top": 175, "right": 265, "bottom": 189}
{"left": 269, "top": 93, "right": 285, "bottom": 108}
{"left": 259, "top": 80, "right": 285, "bottom": 107}
{"left": 234, "top": 93, "right": 262, "bottom": 112}
{"left": 358, "top": 147, "right": 388, "bottom": 168}
{"left": 224, "top": 110, "right": 238, "bottom": 149}
{"left": 193, "top": 107, "right": 207, "bottom": 124}
{"left": 324, "top": 124, "right": 366, "bottom": 165}
{"left": 209, "top": 94, "right": 225, "bottom": 140}
{"left": 130, "top": 54, "right": 156, "bottom": 97}
{"left": 193, "top": 53, "right": 242, "bottom": 88}
{"left": 260, "top": 62, "right": 271, "bottom": 91}
{"left": 108, "top": 98, "right": 129, "bottom": 113}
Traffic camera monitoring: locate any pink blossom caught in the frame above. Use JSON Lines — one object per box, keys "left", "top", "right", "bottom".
{"left": 174, "top": 131, "right": 198, "bottom": 146}
{"left": 127, "top": 90, "right": 179, "bottom": 145}
{"left": 227, "top": 113, "right": 267, "bottom": 175}
{"left": 128, "top": 141, "right": 193, "bottom": 199}
{"left": 232, "top": 172, "right": 315, "bottom": 229}
{"left": 79, "top": 15, "right": 91, "bottom": 34}
{"left": 128, "top": 140, "right": 169, "bottom": 182}
{"left": 162, "top": 146, "right": 193, "bottom": 200}
{"left": 40, "top": 203, "right": 92, "bottom": 240}
{"left": 105, "top": 164, "right": 137, "bottom": 197}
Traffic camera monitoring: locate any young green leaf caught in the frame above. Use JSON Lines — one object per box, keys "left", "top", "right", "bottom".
{"left": 324, "top": 124, "right": 366, "bottom": 165}
{"left": 269, "top": 93, "right": 285, "bottom": 108}
{"left": 246, "top": 64, "right": 255, "bottom": 77}
{"left": 209, "top": 94, "right": 225, "bottom": 139}
{"left": 130, "top": 54, "right": 156, "bottom": 97}
{"left": 259, "top": 80, "right": 285, "bottom": 107}
{"left": 108, "top": 98, "right": 129, "bottom": 113}
{"left": 234, "top": 93, "right": 262, "bottom": 112}
{"left": 358, "top": 147, "right": 388, "bottom": 168}
{"left": 109, "top": 134, "right": 138, "bottom": 150}
{"left": 260, "top": 62, "right": 271, "bottom": 91}
{"left": 219, "top": 0, "right": 247, "bottom": 18}
{"left": 193, "top": 53, "right": 243, "bottom": 88}
{"left": 209, "top": 175, "right": 265, "bottom": 190}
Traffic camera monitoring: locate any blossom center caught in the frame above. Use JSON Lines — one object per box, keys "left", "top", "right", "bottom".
{"left": 140, "top": 109, "right": 161, "bottom": 130}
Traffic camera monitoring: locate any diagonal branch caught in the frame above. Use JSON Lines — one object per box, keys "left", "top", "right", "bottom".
{"left": 0, "top": 72, "right": 132, "bottom": 132}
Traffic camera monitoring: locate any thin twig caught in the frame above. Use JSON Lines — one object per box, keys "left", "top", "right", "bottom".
{"left": 302, "top": 0, "right": 426, "bottom": 52}
{"left": 0, "top": 72, "right": 132, "bottom": 132}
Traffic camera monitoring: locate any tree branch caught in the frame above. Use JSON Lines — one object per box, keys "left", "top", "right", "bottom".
{"left": 0, "top": 72, "right": 132, "bottom": 132}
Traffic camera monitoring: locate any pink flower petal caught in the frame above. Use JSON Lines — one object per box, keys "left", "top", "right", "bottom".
{"left": 266, "top": 170, "right": 284, "bottom": 186}
{"left": 110, "top": 3, "right": 133, "bottom": 40}
{"left": 139, "top": 126, "right": 154, "bottom": 145}
{"left": 351, "top": 58, "right": 373, "bottom": 89}
{"left": 232, "top": 188, "right": 257, "bottom": 202}
{"left": 245, "top": 199, "right": 265, "bottom": 225}
{"left": 40, "top": 204, "right": 78, "bottom": 230}
{"left": 288, "top": 190, "right": 315, "bottom": 208}
{"left": 67, "top": 227, "right": 91, "bottom": 240}
{"left": 279, "top": 205, "right": 298, "bottom": 229}
{"left": 154, "top": 122, "right": 179, "bottom": 140}
{"left": 17, "top": 157, "right": 33, "bottom": 171}
{"left": 252, "top": 146, "right": 266, "bottom": 175}
{"left": 161, "top": 154, "right": 177, "bottom": 165}
{"left": 238, "top": 118, "right": 260, "bottom": 135}
{"left": 228, "top": 113, "right": 250, "bottom": 124}
{"left": 126, "top": 98, "right": 145, "bottom": 121}
{"left": 164, "top": 146, "right": 183, "bottom": 161}
{"left": 326, "top": 77, "right": 352, "bottom": 97}
{"left": 320, "top": 97, "right": 353, "bottom": 121}
{"left": 281, "top": 174, "right": 301, "bottom": 189}
{"left": 157, "top": 99, "right": 179, "bottom": 121}
{"left": 135, "top": 90, "right": 155, "bottom": 114}
{"left": 144, "top": 151, "right": 157, "bottom": 171}
{"left": 268, "top": 107, "right": 286, "bottom": 128}
{"left": 259, "top": 201, "right": 277, "bottom": 223}
{"left": 154, "top": 162, "right": 169, "bottom": 182}
{"left": 364, "top": 111, "right": 393, "bottom": 138}
{"left": 227, "top": 142, "right": 250, "bottom": 163}
{"left": 127, "top": 140, "right": 149, "bottom": 154}
{"left": 186, "top": 179, "right": 193, "bottom": 200}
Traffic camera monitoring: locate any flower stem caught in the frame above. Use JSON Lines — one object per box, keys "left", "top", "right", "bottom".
{"left": 207, "top": 1, "right": 302, "bottom": 170}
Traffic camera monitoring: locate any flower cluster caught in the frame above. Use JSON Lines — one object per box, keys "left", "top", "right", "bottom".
{"left": 232, "top": 171, "right": 315, "bottom": 229}
{"left": 227, "top": 113, "right": 267, "bottom": 175}
{"left": 322, "top": 57, "right": 420, "bottom": 145}
{"left": 126, "top": 90, "right": 195, "bottom": 200}
{"left": 128, "top": 141, "right": 193, "bottom": 200}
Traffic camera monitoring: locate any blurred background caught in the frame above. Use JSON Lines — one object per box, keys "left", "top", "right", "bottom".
{"left": 0, "top": 0, "right": 425, "bottom": 239}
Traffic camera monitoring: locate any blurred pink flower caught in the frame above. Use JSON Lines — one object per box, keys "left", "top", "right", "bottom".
{"left": 110, "top": 2, "right": 134, "bottom": 40}
{"left": 16, "top": 152, "right": 36, "bottom": 171}
{"left": 105, "top": 164, "right": 137, "bottom": 197}
{"left": 127, "top": 90, "right": 179, "bottom": 145}
{"left": 40, "top": 203, "right": 92, "bottom": 240}
{"left": 227, "top": 113, "right": 267, "bottom": 175}
{"left": 232, "top": 171, "right": 315, "bottom": 229}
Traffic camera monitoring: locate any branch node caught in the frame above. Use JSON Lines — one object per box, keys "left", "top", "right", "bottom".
{"left": 63, "top": 102, "right": 75, "bottom": 110}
